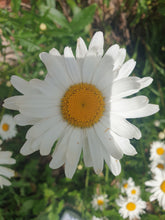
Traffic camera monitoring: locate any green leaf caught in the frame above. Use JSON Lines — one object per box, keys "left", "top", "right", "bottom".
{"left": 20, "top": 200, "right": 34, "bottom": 214}
{"left": 39, "top": 5, "right": 70, "bottom": 29}
{"left": 70, "top": 4, "right": 97, "bottom": 33}
{"left": 46, "top": 0, "right": 56, "bottom": 8}
{"left": 11, "top": 0, "right": 21, "bottom": 13}
{"left": 142, "top": 214, "right": 160, "bottom": 220}
{"left": 66, "top": 0, "right": 81, "bottom": 16}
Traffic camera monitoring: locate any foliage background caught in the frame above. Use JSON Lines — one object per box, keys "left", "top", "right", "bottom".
{"left": 0, "top": 0, "right": 165, "bottom": 219}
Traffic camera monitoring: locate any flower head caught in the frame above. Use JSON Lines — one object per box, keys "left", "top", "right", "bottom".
{"left": 149, "top": 141, "right": 165, "bottom": 162}
{"left": 126, "top": 185, "right": 141, "bottom": 199}
{"left": 3, "top": 31, "right": 159, "bottom": 178}
{"left": 0, "top": 114, "right": 17, "bottom": 140}
{"left": 121, "top": 177, "right": 135, "bottom": 193}
{"left": 116, "top": 195, "right": 146, "bottom": 220}
{"left": 91, "top": 194, "right": 109, "bottom": 211}
{"left": 145, "top": 171, "right": 165, "bottom": 210}
{"left": 150, "top": 158, "right": 165, "bottom": 174}
{"left": 40, "top": 23, "right": 47, "bottom": 31}
{"left": 0, "top": 148, "right": 16, "bottom": 188}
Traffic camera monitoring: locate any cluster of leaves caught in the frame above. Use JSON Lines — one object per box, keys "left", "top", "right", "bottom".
{"left": 0, "top": 0, "right": 165, "bottom": 219}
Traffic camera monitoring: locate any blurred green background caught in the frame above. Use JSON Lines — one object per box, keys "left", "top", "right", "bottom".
{"left": 0, "top": 0, "right": 165, "bottom": 219}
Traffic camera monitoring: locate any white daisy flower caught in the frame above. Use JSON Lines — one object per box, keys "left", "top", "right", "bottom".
{"left": 91, "top": 194, "right": 109, "bottom": 211}
{"left": 158, "top": 132, "right": 165, "bottom": 140}
{"left": 145, "top": 171, "right": 165, "bottom": 210}
{"left": 149, "top": 141, "right": 165, "bottom": 162}
{"left": 0, "top": 148, "right": 16, "bottom": 188}
{"left": 3, "top": 31, "right": 159, "bottom": 178}
{"left": 121, "top": 177, "right": 135, "bottom": 193}
{"left": 116, "top": 195, "right": 146, "bottom": 220}
{"left": 126, "top": 185, "right": 141, "bottom": 199}
{"left": 92, "top": 217, "right": 104, "bottom": 220}
{"left": 0, "top": 114, "right": 17, "bottom": 140}
{"left": 150, "top": 158, "right": 165, "bottom": 174}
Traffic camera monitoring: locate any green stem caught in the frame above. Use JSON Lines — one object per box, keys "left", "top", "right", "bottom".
{"left": 105, "top": 164, "right": 109, "bottom": 183}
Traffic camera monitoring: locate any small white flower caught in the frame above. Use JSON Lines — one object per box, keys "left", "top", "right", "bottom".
{"left": 158, "top": 132, "right": 165, "bottom": 140}
{"left": 40, "top": 23, "right": 47, "bottom": 31}
{"left": 6, "top": 81, "right": 12, "bottom": 87}
{"left": 0, "top": 148, "right": 16, "bottom": 188}
{"left": 92, "top": 217, "right": 103, "bottom": 220}
{"left": 91, "top": 194, "right": 109, "bottom": 211}
{"left": 145, "top": 171, "right": 165, "bottom": 210}
{"left": 121, "top": 177, "right": 135, "bottom": 193}
{"left": 154, "top": 120, "right": 160, "bottom": 127}
{"left": 3, "top": 31, "right": 159, "bottom": 178}
{"left": 0, "top": 114, "right": 17, "bottom": 140}
{"left": 149, "top": 141, "right": 165, "bottom": 162}
{"left": 150, "top": 158, "right": 165, "bottom": 174}
{"left": 126, "top": 185, "right": 141, "bottom": 199}
{"left": 116, "top": 195, "right": 146, "bottom": 220}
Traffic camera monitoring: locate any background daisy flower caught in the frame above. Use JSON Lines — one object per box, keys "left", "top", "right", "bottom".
{"left": 150, "top": 158, "right": 165, "bottom": 174}
{"left": 116, "top": 195, "right": 146, "bottom": 220}
{"left": 0, "top": 114, "right": 17, "bottom": 140}
{"left": 121, "top": 177, "right": 135, "bottom": 193}
{"left": 3, "top": 31, "right": 159, "bottom": 178}
{"left": 91, "top": 194, "right": 109, "bottom": 211}
{"left": 0, "top": 148, "right": 16, "bottom": 188}
{"left": 145, "top": 171, "right": 165, "bottom": 210}
{"left": 149, "top": 141, "right": 165, "bottom": 162}
{"left": 126, "top": 185, "right": 141, "bottom": 199}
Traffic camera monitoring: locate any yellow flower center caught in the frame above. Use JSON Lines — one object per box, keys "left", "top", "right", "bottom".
{"left": 123, "top": 183, "right": 128, "bottom": 188}
{"left": 160, "top": 180, "right": 165, "bottom": 193}
{"left": 156, "top": 147, "right": 164, "bottom": 155}
{"left": 97, "top": 199, "right": 104, "bottom": 206}
{"left": 131, "top": 189, "right": 136, "bottom": 194}
{"left": 61, "top": 83, "right": 105, "bottom": 128}
{"left": 126, "top": 202, "right": 136, "bottom": 211}
{"left": 157, "top": 163, "right": 164, "bottom": 169}
{"left": 2, "top": 123, "right": 9, "bottom": 131}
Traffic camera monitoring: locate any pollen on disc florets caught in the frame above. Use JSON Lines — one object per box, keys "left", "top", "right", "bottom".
{"left": 61, "top": 83, "right": 105, "bottom": 128}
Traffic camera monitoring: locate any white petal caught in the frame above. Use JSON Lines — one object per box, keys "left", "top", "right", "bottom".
{"left": 111, "top": 96, "right": 149, "bottom": 112}
{"left": 0, "top": 166, "right": 14, "bottom": 178}
{"left": 39, "top": 52, "right": 72, "bottom": 88}
{"left": 88, "top": 31, "right": 104, "bottom": 56}
{"left": 3, "top": 96, "right": 20, "bottom": 110}
{"left": 110, "top": 77, "right": 140, "bottom": 99}
{"left": 19, "top": 105, "right": 58, "bottom": 118}
{"left": 65, "top": 128, "right": 83, "bottom": 178}
{"left": 0, "top": 152, "right": 15, "bottom": 164}
{"left": 138, "top": 77, "right": 153, "bottom": 89}
{"left": 20, "top": 139, "right": 39, "bottom": 155}
{"left": 117, "top": 59, "right": 136, "bottom": 79}
{"left": 110, "top": 114, "right": 141, "bottom": 139}
{"left": 82, "top": 55, "right": 101, "bottom": 83}
{"left": 49, "top": 48, "right": 60, "bottom": 56}
{"left": 10, "top": 75, "right": 29, "bottom": 94}
{"left": 94, "top": 121, "right": 123, "bottom": 159}
{"left": 64, "top": 47, "right": 81, "bottom": 83}
{"left": 83, "top": 138, "right": 93, "bottom": 167}
{"left": 14, "top": 114, "right": 39, "bottom": 126}
{"left": 0, "top": 176, "right": 11, "bottom": 187}
{"left": 39, "top": 119, "right": 67, "bottom": 155}
{"left": 92, "top": 47, "right": 115, "bottom": 86}
{"left": 86, "top": 128, "right": 104, "bottom": 174}
{"left": 26, "top": 116, "right": 61, "bottom": 139}
{"left": 114, "top": 48, "right": 126, "bottom": 70}
{"left": 106, "top": 156, "right": 121, "bottom": 176}
{"left": 50, "top": 127, "right": 72, "bottom": 169}
{"left": 111, "top": 131, "right": 137, "bottom": 155}
{"left": 76, "top": 37, "right": 87, "bottom": 59}
{"left": 117, "top": 104, "right": 159, "bottom": 118}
